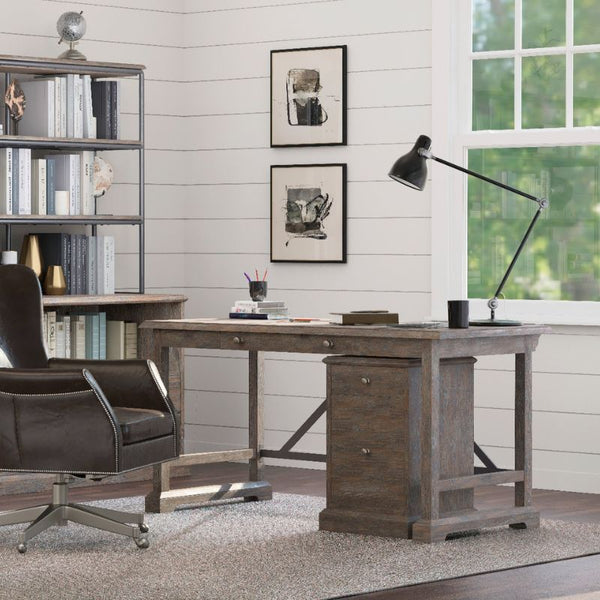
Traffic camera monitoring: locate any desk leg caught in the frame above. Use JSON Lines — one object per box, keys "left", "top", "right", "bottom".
{"left": 412, "top": 343, "right": 443, "bottom": 543}
{"left": 248, "top": 350, "right": 273, "bottom": 501}
{"left": 511, "top": 349, "right": 539, "bottom": 530}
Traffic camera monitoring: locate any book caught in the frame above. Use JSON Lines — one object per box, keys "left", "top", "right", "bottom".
{"left": 110, "top": 80, "right": 120, "bottom": 139}
{"left": 17, "top": 148, "right": 31, "bottom": 215}
{"left": 80, "top": 151, "right": 95, "bottom": 215}
{"left": 71, "top": 315, "right": 86, "bottom": 359}
{"left": 11, "top": 148, "right": 18, "bottom": 215}
{"left": 18, "top": 79, "right": 55, "bottom": 137}
{"left": 99, "top": 311, "right": 107, "bottom": 360}
{"left": 46, "top": 157, "right": 55, "bottom": 215}
{"left": 66, "top": 74, "right": 76, "bottom": 138}
{"left": 0, "top": 148, "right": 13, "bottom": 214}
{"left": 74, "top": 75, "right": 83, "bottom": 138}
{"left": 228, "top": 312, "right": 288, "bottom": 320}
{"left": 55, "top": 317, "right": 66, "bottom": 359}
{"left": 234, "top": 300, "right": 285, "bottom": 309}
{"left": 63, "top": 314, "right": 71, "bottom": 359}
{"left": 91, "top": 80, "right": 111, "bottom": 139}
{"left": 81, "top": 75, "right": 94, "bottom": 138}
{"left": 31, "top": 158, "right": 47, "bottom": 215}
{"left": 59, "top": 76, "right": 67, "bottom": 137}
{"left": 106, "top": 320, "right": 125, "bottom": 359}
{"left": 70, "top": 235, "right": 78, "bottom": 295}
{"left": 46, "top": 311, "right": 57, "bottom": 357}
{"left": 98, "top": 235, "right": 115, "bottom": 294}
{"left": 87, "top": 235, "right": 97, "bottom": 295}
{"left": 125, "top": 322, "right": 138, "bottom": 359}
{"left": 329, "top": 311, "right": 399, "bottom": 325}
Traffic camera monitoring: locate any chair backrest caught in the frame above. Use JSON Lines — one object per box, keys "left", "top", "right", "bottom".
{"left": 0, "top": 264, "right": 48, "bottom": 368}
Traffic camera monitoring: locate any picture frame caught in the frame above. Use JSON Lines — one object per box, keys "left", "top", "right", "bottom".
{"left": 270, "top": 163, "right": 346, "bottom": 263}
{"left": 270, "top": 45, "right": 347, "bottom": 147}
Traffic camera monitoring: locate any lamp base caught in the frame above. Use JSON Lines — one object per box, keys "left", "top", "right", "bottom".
{"left": 469, "top": 319, "right": 521, "bottom": 327}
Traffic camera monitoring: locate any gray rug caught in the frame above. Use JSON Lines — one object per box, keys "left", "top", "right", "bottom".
{"left": 1, "top": 493, "right": 600, "bottom": 600}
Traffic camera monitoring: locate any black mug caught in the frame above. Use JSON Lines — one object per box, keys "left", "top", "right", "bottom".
{"left": 448, "top": 300, "right": 469, "bottom": 328}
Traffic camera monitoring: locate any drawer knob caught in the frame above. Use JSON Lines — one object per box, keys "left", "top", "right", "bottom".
{"left": 323, "top": 339, "right": 334, "bottom": 348}
{"left": 360, "top": 377, "right": 371, "bottom": 385}
{"left": 233, "top": 336, "right": 243, "bottom": 344}
{"left": 361, "top": 448, "right": 371, "bottom": 456}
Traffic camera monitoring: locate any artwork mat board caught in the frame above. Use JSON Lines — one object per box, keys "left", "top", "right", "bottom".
{"left": 270, "top": 163, "right": 347, "bottom": 263}
{"left": 271, "top": 45, "right": 347, "bottom": 147}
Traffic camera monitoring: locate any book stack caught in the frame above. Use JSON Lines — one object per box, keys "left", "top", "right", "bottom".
{"left": 43, "top": 311, "right": 137, "bottom": 359}
{"left": 229, "top": 300, "right": 289, "bottom": 320}
{"left": 38, "top": 233, "right": 115, "bottom": 295}
{"left": 18, "top": 75, "right": 120, "bottom": 140}
{"left": 329, "top": 311, "right": 399, "bottom": 325}
{"left": 0, "top": 150, "right": 95, "bottom": 216}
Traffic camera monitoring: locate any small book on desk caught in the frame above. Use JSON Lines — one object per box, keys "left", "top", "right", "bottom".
{"left": 329, "top": 311, "right": 399, "bottom": 325}
{"left": 229, "top": 312, "right": 287, "bottom": 320}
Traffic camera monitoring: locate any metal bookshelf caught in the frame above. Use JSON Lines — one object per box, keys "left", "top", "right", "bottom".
{"left": 0, "top": 54, "right": 146, "bottom": 292}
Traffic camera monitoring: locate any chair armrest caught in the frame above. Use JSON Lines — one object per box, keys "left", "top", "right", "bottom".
{"left": 48, "top": 359, "right": 176, "bottom": 417}
{"left": 0, "top": 368, "right": 122, "bottom": 474}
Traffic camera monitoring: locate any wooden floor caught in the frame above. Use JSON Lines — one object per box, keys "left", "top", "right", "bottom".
{"left": 2, "top": 463, "right": 600, "bottom": 600}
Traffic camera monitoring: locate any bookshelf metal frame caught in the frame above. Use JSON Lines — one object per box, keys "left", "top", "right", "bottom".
{"left": 0, "top": 54, "right": 146, "bottom": 293}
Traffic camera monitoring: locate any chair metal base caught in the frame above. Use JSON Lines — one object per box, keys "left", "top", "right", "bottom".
{"left": 0, "top": 475, "right": 149, "bottom": 553}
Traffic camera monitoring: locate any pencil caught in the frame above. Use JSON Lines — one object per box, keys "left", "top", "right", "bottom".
{"left": 244, "top": 272, "right": 252, "bottom": 283}
{"left": 262, "top": 269, "right": 268, "bottom": 281}
{"left": 255, "top": 269, "right": 259, "bottom": 281}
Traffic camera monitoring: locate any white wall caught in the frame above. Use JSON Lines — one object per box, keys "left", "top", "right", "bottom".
{"left": 181, "top": 0, "right": 434, "bottom": 468}
{"left": 9, "top": 1, "right": 600, "bottom": 494}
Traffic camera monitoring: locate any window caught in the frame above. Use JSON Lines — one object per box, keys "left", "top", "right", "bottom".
{"left": 432, "top": 0, "right": 600, "bottom": 322}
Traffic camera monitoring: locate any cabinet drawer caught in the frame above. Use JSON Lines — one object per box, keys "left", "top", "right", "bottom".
{"left": 329, "top": 364, "right": 409, "bottom": 398}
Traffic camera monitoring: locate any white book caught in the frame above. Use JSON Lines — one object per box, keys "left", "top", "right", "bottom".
{"left": 103, "top": 236, "right": 115, "bottom": 294}
{"left": 60, "top": 77, "right": 67, "bottom": 137}
{"left": 88, "top": 235, "right": 97, "bottom": 294}
{"left": 0, "top": 148, "right": 13, "bottom": 214}
{"left": 80, "top": 151, "right": 95, "bottom": 215}
{"left": 71, "top": 315, "right": 86, "bottom": 359}
{"left": 18, "top": 148, "right": 31, "bottom": 215}
{"left": 47, "top": 311, "right": 57, "bottom": 358}
{"left": 66, "top": 74, "right": 76, "bottom": 138}
{"left": 106, "top": 320, "right": 125, "bottom": 359}
{"left": 43, "top": 313, "right": 48, "bottom": 350}
{"left": 53, "top": 76, "right": 61, "bottom": 137}
{"left": 64, "top": 314, "right": 71, "bottom": 359}
{"left": 55, "top": 318, "right": 66, "bottom": 359}
{"left": 72, "top": 153, "right": 81, "bottom": 214}
{"left": 96, "top": 235, "right": 105, "bottom": 295}
{"left": 18, "top": 80, "right": 55, "bottom": 137}
{"left": 74, "top": 75, "right": 83, "bottom": 138}
{"left": 31, "top": 158, "right": 47, "bottom": 215}
{"left": 82, "top": 75, "right": 94, "bottom": 138}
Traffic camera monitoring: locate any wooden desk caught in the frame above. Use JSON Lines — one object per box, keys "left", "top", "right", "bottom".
{"left": 140, "top": 319, "right": 549, "bottom": 542}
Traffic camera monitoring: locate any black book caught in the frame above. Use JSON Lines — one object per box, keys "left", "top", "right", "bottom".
{"left": 110, "top": 80, "right": 119, "bottom": 140}
{"left": 37, "top": 233, "right": 70, "bottom": 293}
{"left": 91, "top": 81, "right": 111, "bottom": 139}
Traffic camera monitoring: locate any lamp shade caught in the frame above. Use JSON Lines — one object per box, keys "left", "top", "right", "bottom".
{"left": 388, "top": 134, "right": 432, "bottom": 190}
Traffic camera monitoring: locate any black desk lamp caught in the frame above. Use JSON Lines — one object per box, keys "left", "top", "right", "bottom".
{"left": 389, "top": 135, "right": 549, "bottom": 326}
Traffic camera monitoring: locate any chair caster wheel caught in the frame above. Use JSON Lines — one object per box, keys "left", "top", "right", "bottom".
{"left": 17, "top": 543, "right": 27, "bottom": 554}
{"left": 139, "top": 523, "right": 149, "bottom": 533}
{"left": 135, "top": 537, "right": 149, "bottom": 549}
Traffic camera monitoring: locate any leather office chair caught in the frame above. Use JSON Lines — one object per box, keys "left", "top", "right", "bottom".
{"left": 0, "top": 264, "right": 179, "bottom": 552}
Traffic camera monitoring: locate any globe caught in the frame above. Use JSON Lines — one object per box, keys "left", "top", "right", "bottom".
{"left": 57, "top": 11, "right": 86, "bottom": 42}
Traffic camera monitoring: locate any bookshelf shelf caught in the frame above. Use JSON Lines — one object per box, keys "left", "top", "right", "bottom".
{"left": 0, "top": 214, "right": 142, "bottom": 225}
{"left": 42, "top": 293, "right": 186, "bottom": 307}
{"left": 0, "top": 136, "right": 142, "bottom": 151}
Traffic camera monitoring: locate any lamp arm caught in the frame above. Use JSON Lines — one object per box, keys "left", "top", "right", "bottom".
{"left": 421, "top": 149, "right": 545, "bottom": 206}
{"left": 419, "top": 147, "right": 550, "bottom": 321}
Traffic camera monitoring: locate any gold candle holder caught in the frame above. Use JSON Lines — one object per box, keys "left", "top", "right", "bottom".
{"left": 19, "top": 234, "right": 43, "bottom": 279}
{"left": 44, "top": 265, "right": 67, "bottom": 295}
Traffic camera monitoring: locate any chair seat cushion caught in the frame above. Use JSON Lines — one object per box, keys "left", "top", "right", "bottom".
{"left": 112, "top": 407, "right": 173, "bottom": 445}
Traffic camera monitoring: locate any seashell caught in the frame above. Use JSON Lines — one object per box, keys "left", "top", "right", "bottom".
{"left": 93, "top": 156, "right": 114, "bottom": 197}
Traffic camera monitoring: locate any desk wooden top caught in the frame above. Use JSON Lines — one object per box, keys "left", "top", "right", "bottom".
{"left": 140, "top": 318, "right": 551, "bottom": 340}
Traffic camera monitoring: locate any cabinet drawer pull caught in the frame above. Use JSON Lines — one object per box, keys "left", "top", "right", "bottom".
{"left": 360, "top": 377, "right": 371, "bottom": 385}
{"left": 233, "top": 336, "right": 243, "bottom": 344}
{"left": 361, "top": 448, "right": 371, "bottom": 455}
{"left": 323, "top": 339, "right": 334, "bottom": 348}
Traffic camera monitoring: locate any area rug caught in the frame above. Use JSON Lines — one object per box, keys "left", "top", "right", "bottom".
{"left": 1, "top": 493, "right": 600, "bottom": 600}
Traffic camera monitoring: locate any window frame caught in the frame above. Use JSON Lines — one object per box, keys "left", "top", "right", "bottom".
{"left": 431, "top": 0, "right": 600, "bottom": 325}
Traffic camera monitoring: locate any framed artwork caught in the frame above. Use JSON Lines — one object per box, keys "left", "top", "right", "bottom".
{"left": 270, "top": 45, "right": 347, "bottom": 147}
{"left": 270, "top": 163, "right": 346, "bottom": 263}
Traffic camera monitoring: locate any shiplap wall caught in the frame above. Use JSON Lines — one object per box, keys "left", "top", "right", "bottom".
{"left": 181, "top": 0, "right": 434, "bottom": 466}
{"left": 9, "top": 1, "right": 600, "bottom": 494}
{"left": 2, "top": 0, "right": 187, "bottom": 295}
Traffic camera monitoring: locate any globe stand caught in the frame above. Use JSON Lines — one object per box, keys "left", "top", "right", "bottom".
{"left": 58, "top": 41, "right": 86, "bottom": 61}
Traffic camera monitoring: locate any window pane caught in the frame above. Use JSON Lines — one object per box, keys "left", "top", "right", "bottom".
{"left": 523, "top": 0, "right": 565, "bottom": 48}
{"left": 468, "top": 146, "right": 600, "bottom": 302}
{"left": 522, "top": 55, "right": 565, "bottom": 128}
{"left": 472, "top": 0, "right": 515, "bottom": 51}
{"left": 574, "top": 53, "right": 600, "bottom": 126}
{"left": 574, "top": 0, "right": 600, "bottom": 45}
{"left": 473, "top": 58, "right": 514, "bottom": 130}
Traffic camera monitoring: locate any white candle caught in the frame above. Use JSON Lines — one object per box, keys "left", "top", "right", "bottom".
{"left": 1, "top": 250, "right": 17, "bottom": 265}
{"left": 55, "top": 190, "right": 70, "bottom": 216}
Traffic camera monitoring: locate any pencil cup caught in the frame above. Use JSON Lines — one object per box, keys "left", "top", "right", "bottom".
{"left": 448, "top": 300, "right": 469, "bottom": 329}
{"left": 249, "top": 281, "right": 267, "bottom": 301}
